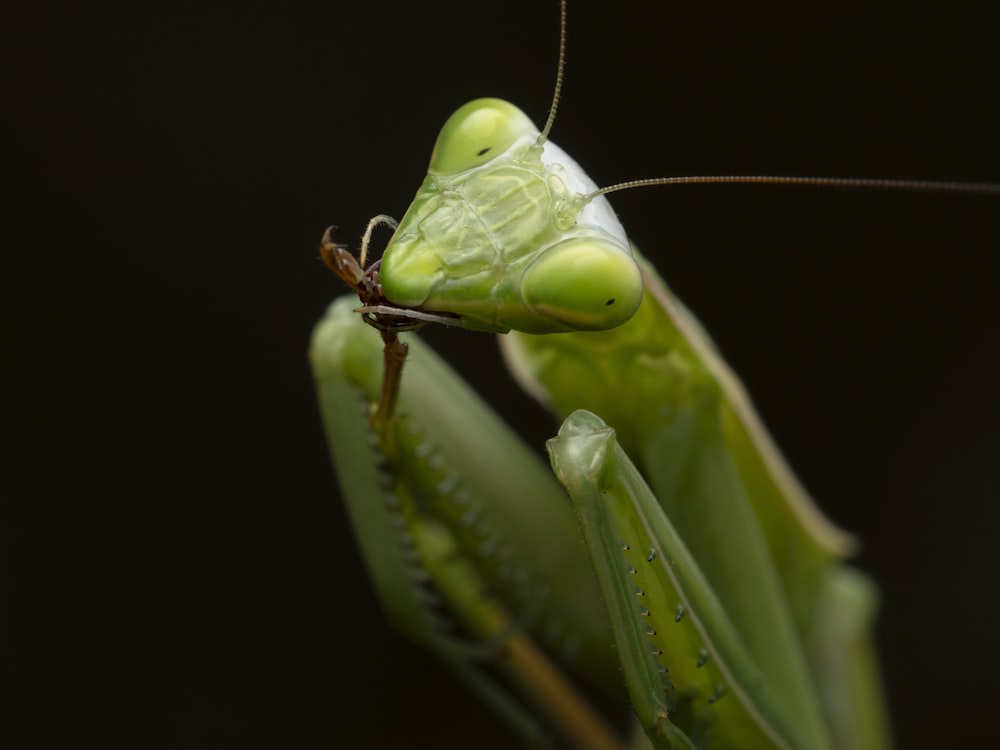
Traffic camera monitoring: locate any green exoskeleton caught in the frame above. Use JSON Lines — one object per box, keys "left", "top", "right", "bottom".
{"left": 311, "top": 2, "right": 997, "bottom": 747}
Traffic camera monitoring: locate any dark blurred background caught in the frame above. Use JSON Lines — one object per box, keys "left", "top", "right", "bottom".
{"left": 7, "top": 1, "right": 999, "bottom": 747}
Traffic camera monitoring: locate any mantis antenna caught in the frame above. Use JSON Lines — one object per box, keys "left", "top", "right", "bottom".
{"left": 588, "top": 174, "right": 1000, "bottom": 200}
{"left": 536, "top": 0, "right": 566, "bottom": 145}
{"left": 537, "top": 2, "right": 1000, "bottom": 199}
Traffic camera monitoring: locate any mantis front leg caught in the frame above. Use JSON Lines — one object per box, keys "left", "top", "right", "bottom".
{"left": 502, "top": 254, "right": 891, "bottom": 749}
{"left": 310, "top": 297, "right": 626, "bottom": 749}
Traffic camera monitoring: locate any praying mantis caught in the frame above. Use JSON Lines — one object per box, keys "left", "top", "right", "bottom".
{"left": 310, "top": 3, "right": 998, "bottom": 747}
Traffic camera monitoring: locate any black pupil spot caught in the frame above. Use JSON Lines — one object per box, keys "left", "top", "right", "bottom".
{"left": 476, "top": 146, "right": 492, "bottom": 156}
{"left": 605, "top": 298, "right": 615, "bottom": 306}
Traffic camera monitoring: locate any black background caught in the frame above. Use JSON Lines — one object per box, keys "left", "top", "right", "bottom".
{"left": 9, "top": 1, "right": 1000, "bottom": 747}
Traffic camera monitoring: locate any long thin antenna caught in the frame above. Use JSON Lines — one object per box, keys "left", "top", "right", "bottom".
{"left": 586, "top": 174, "right": 1000, "bottom": 199}
{"left": 537, "top": 0, "right": 1000, "bottom": 199}
{"left": 539, "top": 0, "right": 568, "bottom": 143}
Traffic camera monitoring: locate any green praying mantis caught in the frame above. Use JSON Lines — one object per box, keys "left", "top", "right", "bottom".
{"left": 310, "top": 3, "right": 998, "bottom": 748}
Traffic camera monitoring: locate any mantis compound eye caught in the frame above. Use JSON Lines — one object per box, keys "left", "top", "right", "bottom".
{"left": 428, "top": 98, "right": 537, "bottom": 176}
{"left": 519, "top": 237, "right": 643, "bottom": 331}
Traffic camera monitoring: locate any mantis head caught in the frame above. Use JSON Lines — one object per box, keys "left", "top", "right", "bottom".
{"left": 378, "top": 97, "right": 643, "bottom": 334}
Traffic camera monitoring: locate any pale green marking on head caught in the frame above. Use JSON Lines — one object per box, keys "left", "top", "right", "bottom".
{"left": 428, "top": 98, "right": 537, "bottom": 176}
